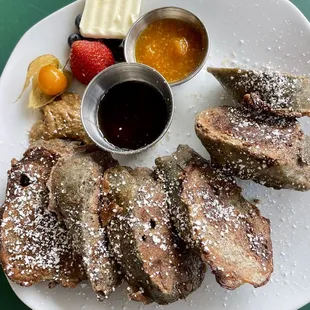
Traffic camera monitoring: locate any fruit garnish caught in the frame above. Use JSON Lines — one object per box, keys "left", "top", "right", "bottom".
{"left": 38, "top": 65, "right": 68, "bottom": 96}
{"left": 68, "top": 33, "right": 84, "bottom": 47}
{"left": 28, "top": 69, "right": 72, "bottom": 109}
{"left": 113, "top": 46, "right": 125, "bottom": 62}
{"left": 17, "top": 54, "right": 60, "bottom": 100}
{"left": 70, "top": 41, "right": 115, "bottom": 85}
{"left": 17, "top": 54, "right": 72, "bottom": 109}
{"left": 75, "top": 14, "right": 82, "bottom": 31}
{"left": 102, "top": 39, "right": 123, "bottom": 49}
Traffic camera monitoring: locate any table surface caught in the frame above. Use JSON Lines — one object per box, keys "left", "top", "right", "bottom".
{"left": 0, "top": 0, "right": 310, "bottom": 309}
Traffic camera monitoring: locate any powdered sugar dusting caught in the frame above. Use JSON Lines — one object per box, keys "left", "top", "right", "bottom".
{"left": 235, "top": 69, "right": 300, "bottom": 108}
{"left": 155, "top": 145, "right": 273, "bottom": 290}
{"left": 227, "top": 106, "right": 298, "bottom": 145}
{"left": 105, "top": 167, "right": 205, "bottom": 303}
{"left": 1, "top": 147, "right": 84, "bottom": 286}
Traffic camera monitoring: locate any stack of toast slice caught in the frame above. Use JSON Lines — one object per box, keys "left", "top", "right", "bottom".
{"left": 2, "top": 67, "right": 290, "bottom": 303}
{"left": 47, "top": 145, "right": 121, "bottom": 298}
{"left": 103, "top": 166, "right": 206, "bottom": 304}
{"left": 155, "top": 145, "right": 273, "bottom": 289}
{"left": 0, "top": 139, "right": 274, "bottom": 304}
{"left": 197, "top": 67, "right": 310, "bottom": 191}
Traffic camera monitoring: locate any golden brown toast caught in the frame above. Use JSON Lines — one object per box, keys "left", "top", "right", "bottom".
{"left": 0, "top": 140, "right": 85, "bottom": 287}
{"left": 155, "top": 145, "right": 273, "bottom": 290}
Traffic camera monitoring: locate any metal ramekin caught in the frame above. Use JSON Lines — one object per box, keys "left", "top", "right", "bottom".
{"left": 81, "top": 62, "right": 174, "bottom": 155}
{"left": 124, "top": 7, "right": 210, "bottom": 87}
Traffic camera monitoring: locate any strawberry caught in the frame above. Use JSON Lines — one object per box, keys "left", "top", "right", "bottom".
{"left": 70, "top": 41, "right": 115, "bottom": 85}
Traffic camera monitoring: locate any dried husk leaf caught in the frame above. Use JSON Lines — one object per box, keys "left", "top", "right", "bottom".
{"left": 63, "top": 69, "right": 73, "bottom": 86}
{"left": 28, "top": 74, "right": 58, "bottom": 109}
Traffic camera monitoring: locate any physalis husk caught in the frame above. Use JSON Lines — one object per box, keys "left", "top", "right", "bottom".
{"left": 17, "top": 54, "right": 72, "bottom": 109}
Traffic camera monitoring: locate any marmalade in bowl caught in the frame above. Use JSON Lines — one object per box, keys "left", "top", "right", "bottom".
{"left": 135, "top": 19, "right": 205, "bottom": 83}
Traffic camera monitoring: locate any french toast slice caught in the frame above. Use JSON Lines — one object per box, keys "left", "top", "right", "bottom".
{"left": 155, "top": 145, "right": 273, "bottom": 290}
{"left": 48, "top": 146, "right": 121, "bottom": 298}
{"left": 195, "top": 106, "right": 310, "bottom": 190}
{"left": 208, "top": 67, "right": 310, "bottom": 117}
{"left": 29, "top": 93, "right": 92, "bottom": 144}
{"left": 103, "top": 166, "right": 206, "bottom": 305}
{"left": 0, "top": 140, "right": 85, "bottom": 287}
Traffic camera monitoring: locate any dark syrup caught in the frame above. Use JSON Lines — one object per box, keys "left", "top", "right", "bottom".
{"left": 98, "top": 81, "right": 168, "bottom": 150}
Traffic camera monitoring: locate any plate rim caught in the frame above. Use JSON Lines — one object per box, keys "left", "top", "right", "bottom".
{"left": 0, "top": 0, "right": 84, "bottom": 87}
{"left": 1, "top": 0, "right": 310, "bottom": 309}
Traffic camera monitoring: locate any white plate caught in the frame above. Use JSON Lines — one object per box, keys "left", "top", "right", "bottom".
{"left": 1, "top": 0, "right": 310, "bottom": 309}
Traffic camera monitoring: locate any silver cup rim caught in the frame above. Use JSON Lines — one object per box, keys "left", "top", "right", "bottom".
{"left": 124, "top": 6, "right": 210, "bottom": 87}
{"left": 81, "top": 62, "right": 175, "bottom": 155}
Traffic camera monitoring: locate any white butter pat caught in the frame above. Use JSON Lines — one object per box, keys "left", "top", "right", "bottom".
{"left": 80, "top": 0, "right": 142, "bottom": 39}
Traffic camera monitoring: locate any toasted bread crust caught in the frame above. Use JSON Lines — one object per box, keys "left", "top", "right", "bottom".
{"left": 0, "top": 140, "right": 86, "bottom": 287}
{"left": 155, "top": 145, "right": 273, "bottom": 290}
{"left": 196, "top": 106, "right": 310, "bottom": 190}
{"left": 47, "top": 146, "right": 121, "bottom": 297}
{"left": 29, "top": 93, "right": 92, "bottom": 144}
{"left": 208, "top": 67, "right": 310, "bottom": 117}
{"left": 104, "top": 166, "right": 206, "bottom": 304}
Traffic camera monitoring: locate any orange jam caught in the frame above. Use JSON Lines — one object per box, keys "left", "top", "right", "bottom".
{"left": 135, "top": 19, "right": 205, "bottom": 83}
